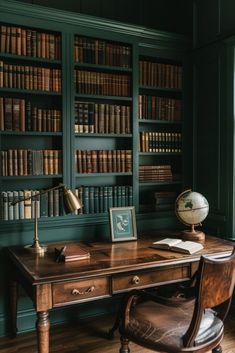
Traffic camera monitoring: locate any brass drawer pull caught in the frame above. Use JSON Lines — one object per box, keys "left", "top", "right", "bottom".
{"left": 71, "top": 285, "right": 95, "bottom": 296}
{"left": 132, "top": 276, "right": 140, "bottom": 285}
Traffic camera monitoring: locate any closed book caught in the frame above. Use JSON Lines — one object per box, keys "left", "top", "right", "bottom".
{"left": 0, "top": 97, "right": 4, "bottom": 130}
{"left": 12, "top": 98, "right": 20, "bottom": 131}
{"left": 39, "top": 191, "right": 48, "bottom": 218}
{"left": 58, "top": 243, "right": 90, "bottom": 262}
{"left": 1, "top": 191, "right": 8, "bottom": 220}
{"left": 55, "top": 242, "right": 90, "bottom": 262}
{"left": 59, "top": 188, "right": 66, "bottom": 216}
{"left": 13, "top": 190, "right": 19, "bottom": 220}
{"left": 83, "top": 186, "right": 89, "bottom": 214}
{"left": 89, "top": 186, "right": 94, "bottom": 214}
{"left": 4, "top": 98, "right": 13, "bottom": 131}
{"left": 94, "top": 187, "right": 99, "bottom": 213}
{"left": 18, "top": 190, "right": 24, "bottom": 219}
{"left": 7, "top": 191, "right": 14, "bottom": 220}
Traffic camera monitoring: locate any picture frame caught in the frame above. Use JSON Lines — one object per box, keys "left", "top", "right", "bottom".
{"left": 109, "top": 206, "right": 137, "bottom": 242}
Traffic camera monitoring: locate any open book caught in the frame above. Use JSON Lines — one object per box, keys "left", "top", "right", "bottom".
{"left": 152, "top": 238, "right": 204, "bottom": 254}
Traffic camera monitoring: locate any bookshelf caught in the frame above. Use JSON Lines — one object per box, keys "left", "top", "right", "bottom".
{"left": 0, "top": 1, "right": 189, "bottom": 232}
{"left": 72, "top": 34, "right": 134, "bottom": 215}
{"left": 138, "top": 53, "right": 183, "bottom": 214}
{"left": 0, "top": 22, "right": 64, "bottom": 220}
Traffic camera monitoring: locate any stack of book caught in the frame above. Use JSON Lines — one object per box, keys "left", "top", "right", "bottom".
{"left": 139, "top": 165, "right": 173, "bottom": 183}
{"left": 155, "top": 191, "right": 177, "bottom": 211}
{"left": 55, "top": 243, "right": 90, "bottom": 262}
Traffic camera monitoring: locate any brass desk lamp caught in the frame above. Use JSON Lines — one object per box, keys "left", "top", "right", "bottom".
{"left": 11, "top": 184, "right": 82, "bottom": 255}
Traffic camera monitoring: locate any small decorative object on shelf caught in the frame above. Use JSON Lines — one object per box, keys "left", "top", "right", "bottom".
{"left": 175, "top": 189, "right": 209, "bottom": 241}
{"left": 11, "top": 184, "right": 83, "bottom": 255}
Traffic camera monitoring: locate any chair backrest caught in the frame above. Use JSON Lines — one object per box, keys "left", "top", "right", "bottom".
{"left": 183, "top": 247, "right": 235, "bottom": 347}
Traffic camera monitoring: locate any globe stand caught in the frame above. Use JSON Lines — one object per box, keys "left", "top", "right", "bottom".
{"left": 181, "top": 224, "right": 205, "bottom": 242}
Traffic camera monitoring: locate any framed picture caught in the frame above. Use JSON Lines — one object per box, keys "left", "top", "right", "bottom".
{"left": 109, "top": 206, "right": 137, "bottom": 242}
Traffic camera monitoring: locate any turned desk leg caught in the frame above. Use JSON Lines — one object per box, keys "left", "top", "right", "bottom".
{"left": 9, "top": 280, "right": 18, "bottom": 338}
{"left": 36, "top": 311, "right": 50, "bottom": 353}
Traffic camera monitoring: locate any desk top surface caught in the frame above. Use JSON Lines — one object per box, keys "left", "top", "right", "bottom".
{"left": 6, "top": 233, "right": 234, "bottom": 285}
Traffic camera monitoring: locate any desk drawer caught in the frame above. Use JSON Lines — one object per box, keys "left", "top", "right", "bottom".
{"left": 112, "top": 265, "right": 190, "bottom": 293}
{"left": 53, "top": 277, "right": 110, "bottom": 306}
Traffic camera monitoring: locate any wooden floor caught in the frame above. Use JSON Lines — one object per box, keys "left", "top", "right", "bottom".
{"left": 0, "top": 315, "right": 234, "bottom": 353}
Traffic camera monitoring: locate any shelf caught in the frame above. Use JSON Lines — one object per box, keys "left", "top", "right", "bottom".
{"left": 75, "top": 172, "right": 132, "bottom": 177}
{"left": 138, "top": 119, "right": 182, "bottom": 125}
{"left": 0, "top": 131, "right": 62, "bottom": 136}
{"left": 139, "top": 181, "right": 181, "bottom": 186}
{"left": 74, "top": 93, "right": 132, "bottom": 101}
{"left": 139, "top": 85, "right": 182, "bottom": 94}
{"left": 1, "top": 175, "right": 63, "bottom": 180}
{"left": 74, "top": 62, "right": 132, "bottom": 72}
{"left": 0, "top": 88, "right": 61, "bottom": 96}
{"left": 0, "top": 52, "right": 61, "bottom": 65}
{"left": 139, "top": 152, "right": 182, "bottom": 156}
{"left": 75, "top": 133, "right": 132, "bottom": 138}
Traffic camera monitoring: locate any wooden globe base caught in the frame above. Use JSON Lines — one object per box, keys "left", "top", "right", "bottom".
{"left": 180, "top": 230, "right": 205, "bottom": 242}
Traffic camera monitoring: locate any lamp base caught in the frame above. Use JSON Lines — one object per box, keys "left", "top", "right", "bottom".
{"left": 24, "top": 243, "right": 47, "bottom": 255}
{"left": 180, "top": 230, "right": 205, "bottom": 242}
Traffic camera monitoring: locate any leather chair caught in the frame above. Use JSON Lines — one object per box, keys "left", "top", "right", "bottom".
{"left": 116, "top": 249, "right": 235, "bottom": 353}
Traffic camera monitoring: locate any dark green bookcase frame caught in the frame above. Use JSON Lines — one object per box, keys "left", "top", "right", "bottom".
{"left": 0, "top": 0, "right": 190, "bottom": 235}
{"left": 0, "top": 0, "right": 190, "bottom": 336}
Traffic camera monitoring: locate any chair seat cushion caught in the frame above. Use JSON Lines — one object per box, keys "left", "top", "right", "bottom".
{"left": 126, "top": 298, "right": 223, "bottom": 351}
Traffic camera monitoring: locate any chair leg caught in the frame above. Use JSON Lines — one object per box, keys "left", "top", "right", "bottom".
{"left": 212, "top": 345, "right": 222, "bottom": 353}
{"left": 119, "top": 336, "right": 130, "bottom": 353}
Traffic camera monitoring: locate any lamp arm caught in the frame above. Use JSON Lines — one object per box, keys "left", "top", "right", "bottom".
{"left": 11, "top": 183, "right": 66, "bottom": 205}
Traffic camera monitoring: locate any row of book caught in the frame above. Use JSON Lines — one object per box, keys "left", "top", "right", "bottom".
{"left": 139, "top": 131, "right": 182, "bottom": 153}
{"left": 74, "top": 101, "right": 131, "bottom": 134}
{"left": 0, "top": 149, "right": 62, "bottom": 176}
{"left": 139, "top": 165, "right": 173, "bottom": 182}
{"left": 155, "top": 191, "right": 177, "bottom": 211}
{"left": 0, "top": 185, "right": 133, "bottom": 220}
{"left": 0, "top": 189, "right": 67, "bottom": 220}
{"left": 0, "top": 25, "right": 61, "bottom": 60}
{"left": 139, "top": 60, "right": 182, "bottom": 89}
{"left": 74, "top": 36, "right": 131, "bottom": 68}
{"left": 0, "top": 61, "right": 61, "bottom": 92}
{"left": 74, "top": 70, "right": 130, "bottom": 96}
{"left": 75, "top": 185, "right": 133, "bottom": 214}
{"left": 75, "top": 149, "right": 132, "bottom": 174}
{"left": 139, "top": 95, "right": 182, "bottom": 121}
{"left": 0, "top": 97, "right": 61, "bottom": 132}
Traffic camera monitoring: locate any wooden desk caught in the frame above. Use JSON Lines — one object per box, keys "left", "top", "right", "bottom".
{"left": 6, "top": 234, "right": 234, "bottom": 353}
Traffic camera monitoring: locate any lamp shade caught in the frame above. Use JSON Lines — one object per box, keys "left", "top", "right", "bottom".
{"left": 63, "top": 187, "right": 83, "bottom": 213}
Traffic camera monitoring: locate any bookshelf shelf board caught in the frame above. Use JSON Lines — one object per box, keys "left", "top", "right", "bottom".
{"left": 1, "top": 175, "right": 62, "bottom": 180}
{"left": 0, "top": 88, "right": 61, "bottom": 96}
{"left": 139, "top": 152, "right": 182, "bottom": 156}
{"left": 75, "top": 133, "right": 132, "bottom": 138}
{"left": 74, "top": 93, "right": 132, "bottom": 101}
{"left": 75, "top": 172, "right": 132, "bottom": 177}
{"left": 0, "top": 131, "right": 62, "bottom": 136}
{"left": 137, "top": 210, "right": 175, "bottom": 219}
{"left": 74, "top": 62, "right": 132, "bottom": 73}
{"left": 139, "top": 86, "right": 182, "bottom": 94}
{"left": 0, "top": 212, "right": 110, "bottom": 232}
{"left": 138, "top": 119, "right": 182, "bottom": 125}
{"left": 139, "top": 181, "right": 181, "bottom": 187}
{"left": 0, "top": 52, "right": 61, "bottom": 65}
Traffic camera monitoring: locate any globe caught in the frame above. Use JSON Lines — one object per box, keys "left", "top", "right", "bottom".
{"left": 175, "top": 190, "right": 209, "bottom": 241}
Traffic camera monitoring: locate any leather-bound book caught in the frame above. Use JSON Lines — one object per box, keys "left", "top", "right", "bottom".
{"left": 57, "top": 243, "right": 90, "bottom": 262}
